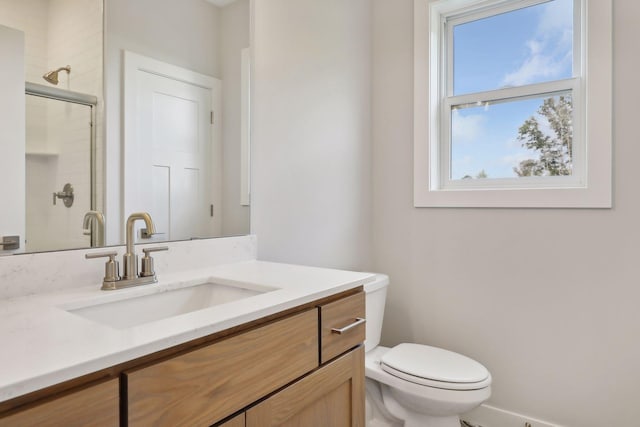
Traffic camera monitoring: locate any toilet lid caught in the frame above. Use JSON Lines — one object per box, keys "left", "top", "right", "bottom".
{"left": 380, "top": 343, "right": 491, "bottom": 390}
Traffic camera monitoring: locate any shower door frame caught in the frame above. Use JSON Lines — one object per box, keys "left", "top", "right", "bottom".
{"left": 25, "top": 82, "right": 99, "bottom": 246}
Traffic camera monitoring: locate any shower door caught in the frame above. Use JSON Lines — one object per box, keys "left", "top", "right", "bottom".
{"left": 25, "top": 94, "right": 94, "bottom": 252}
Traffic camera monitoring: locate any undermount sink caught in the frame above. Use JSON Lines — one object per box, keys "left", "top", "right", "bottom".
{"left": 67, "top": 282, "right": 270, "bottom": 329}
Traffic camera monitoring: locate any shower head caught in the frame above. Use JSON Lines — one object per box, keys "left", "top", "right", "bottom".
{"left": 43, "top": 65, "right": 71, "bottom": 85}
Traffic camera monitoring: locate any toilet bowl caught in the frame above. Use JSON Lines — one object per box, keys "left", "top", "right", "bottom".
{"left": 364, "top": 275, "right": 491, "bottom": 427}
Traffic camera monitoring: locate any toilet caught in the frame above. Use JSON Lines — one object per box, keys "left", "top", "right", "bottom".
{"left": 364, "top": 275, "right": 491, "bottom": 427}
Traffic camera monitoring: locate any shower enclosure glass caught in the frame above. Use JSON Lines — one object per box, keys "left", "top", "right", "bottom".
{"left": 25, "top": 89, "right": 97, "bottom": 252}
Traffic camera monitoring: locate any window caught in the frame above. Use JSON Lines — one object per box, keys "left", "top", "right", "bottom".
{"left": 414, "top": 0, "right": 612, "bottom": 208}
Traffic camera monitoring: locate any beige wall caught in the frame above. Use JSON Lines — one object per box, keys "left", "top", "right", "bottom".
{"left": 252, "top": 0, "right": 373, "bottom": 270}
{"left": 372, "top": 0, "right": 639, "bottom": 425}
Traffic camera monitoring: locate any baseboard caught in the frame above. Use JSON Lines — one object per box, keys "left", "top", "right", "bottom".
{"left": 461, "top": 403, "right": 564, "bottom": 427}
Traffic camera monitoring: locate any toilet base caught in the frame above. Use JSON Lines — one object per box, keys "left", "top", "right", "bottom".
{"left": 366, "top": 377, "right": 469, "bottom": 427}
{"left": 366, "top": 379, "right": 403, "bottom": 427}
{"left": 400, "top": 413, "right": 460, "bottom": 427}
{"left": 381, "top": 382, "right": 462, "bottom": 427}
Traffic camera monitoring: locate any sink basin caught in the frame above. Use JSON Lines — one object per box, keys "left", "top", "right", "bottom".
{"left": 67, "top": 282, "right": 269, "bottom": 329}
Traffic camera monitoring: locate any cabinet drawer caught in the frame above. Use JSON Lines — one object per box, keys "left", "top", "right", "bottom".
{"left": 319, "top": 291, "right": 365, "bottom": 363}
{"left": 0, "top": 379, "right": 119, "bottom": 427}
{"left": 124, "top": 309, "right": 318, "bottom": 427}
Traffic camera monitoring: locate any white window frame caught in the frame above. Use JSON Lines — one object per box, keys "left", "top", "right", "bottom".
{"left": 414, "top": 0, "right": 612, "bottom": 208}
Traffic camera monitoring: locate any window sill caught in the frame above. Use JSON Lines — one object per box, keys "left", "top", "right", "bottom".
{"left": 414, "top": 185, "right": 612, "bottom": 208}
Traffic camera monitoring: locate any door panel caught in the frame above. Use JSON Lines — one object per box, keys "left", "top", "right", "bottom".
{"left": 124, "top": 52, "right": 221, "bottom": 243}
{"left": 139, "top": 73, "right": 214, "bottom": 241}
{"left": 246, "top": 346, "right": 365, "bottom": 427}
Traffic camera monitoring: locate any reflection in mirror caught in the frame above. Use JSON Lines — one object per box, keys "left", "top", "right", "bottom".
{"left": 0, "top": 0, "right": 251, "bottom": 255}
{"left": 105, "top": 0, "right": 251, "bottom": 247}
{"left": 25, "top": 90, "right": 97, "bottom": 252}
{"left": 0, "top": 0, "right": 103, "bottom": 255}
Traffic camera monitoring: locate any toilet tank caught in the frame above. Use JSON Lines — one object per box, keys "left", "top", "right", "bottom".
{"left": 363, "top": 274, "right": 389, "bottom": 352}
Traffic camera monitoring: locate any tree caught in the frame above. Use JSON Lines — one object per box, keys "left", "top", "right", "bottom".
{"left": 462, "top": 169, "right": 488, "bottom": 179}
{"left": 513, "top": 96, "right": 573, "bottom": 177}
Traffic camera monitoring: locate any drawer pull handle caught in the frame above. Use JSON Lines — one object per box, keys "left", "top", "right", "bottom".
{"left": 331, "top": 317, "right": 366, "bottom": 334}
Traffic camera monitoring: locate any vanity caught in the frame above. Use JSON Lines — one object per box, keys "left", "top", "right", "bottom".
{"left": 0, "top": 2, "right": 369, "bottom": 424}
{"left": 0, "top": 241, "right": 372, "bottom": 427}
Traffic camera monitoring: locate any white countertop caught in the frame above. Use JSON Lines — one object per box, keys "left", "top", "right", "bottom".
{"left": 0, "top": 260, "right": 374, "bottom": 403}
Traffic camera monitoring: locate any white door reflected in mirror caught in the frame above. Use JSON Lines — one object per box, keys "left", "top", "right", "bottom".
{"left": 124, "top": 52, "right": 222, "bottom": 243}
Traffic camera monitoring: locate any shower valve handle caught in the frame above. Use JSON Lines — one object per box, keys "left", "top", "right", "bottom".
{"left": 52, "top": 183, "right": 74, "bottom": 207}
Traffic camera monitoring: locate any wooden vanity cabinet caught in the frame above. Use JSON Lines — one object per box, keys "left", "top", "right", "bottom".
{"left": 123, "top": 290, "right": 366, "bottom": 427}
{"left": 0, "top": 379, "right": 119, "bottom": 427}
{"left": 0, "top": 289, "right": 365, "bottom": 427}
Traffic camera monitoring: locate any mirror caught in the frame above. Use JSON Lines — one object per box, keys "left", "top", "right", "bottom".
{"left": 0, "top": 0, "right": 251, "bottom": 255}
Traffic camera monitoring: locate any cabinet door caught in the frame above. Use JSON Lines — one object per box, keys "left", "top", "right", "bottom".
{"left": 216, "top": 413, "right": 245, "bottom": 427}
{"left": 246, "top": 346, "right": 364, "bottom": 427}
{"left": 0, "top": 379, "right": 119, "bottom": 427}
{"left": 125, "top": 309, "right": 318, "bottom": 427}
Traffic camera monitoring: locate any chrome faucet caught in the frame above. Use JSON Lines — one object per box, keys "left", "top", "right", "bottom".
{"left": 82, "top": 210, "right": 105, "bottom": 247}
{"left": 85, "top": 212, "right": 168, "bottom": 290}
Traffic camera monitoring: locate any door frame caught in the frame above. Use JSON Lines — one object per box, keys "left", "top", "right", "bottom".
{"left": 122, "top": 50, "right": 221, "bottom": 242}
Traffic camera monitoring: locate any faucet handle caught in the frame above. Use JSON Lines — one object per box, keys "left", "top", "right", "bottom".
{"left": 140, "top": 246, "right": 169, "bottom": 278}
{"left": 85, "top": 251, "right": 120, "bottom": 286}
{"left": 140, "top": 228, "right": 165, "bottom": 239}
{"left": 85, "top": 250, "right": 118, "bottom": 259}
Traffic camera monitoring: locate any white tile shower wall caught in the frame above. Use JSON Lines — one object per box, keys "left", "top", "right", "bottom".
{"left": 45, "top": 0, "right": 103, "bottom": 249}
{"left": 0, "top": 0, "right": 49, "bottom": 83}
{"left": 22, "top": 0, "right": 103, "bottom": 252}
{"left": 0, "top": 235, "right": 257, "bottom": 300}
{"left": 29, "top": 101, "right": 93, "bottom": 251}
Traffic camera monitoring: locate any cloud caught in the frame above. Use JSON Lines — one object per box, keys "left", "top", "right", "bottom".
{"left": 502, "top": 0, "right": 573, "bottom": 87}
{"left": 498, "top": 152, "right": 534, "bottom": 168}
{"left": 451, "top": 111, "right": 485, "bottom": 144}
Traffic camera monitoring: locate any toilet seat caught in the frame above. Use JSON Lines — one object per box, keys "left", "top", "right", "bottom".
{"left": 381, "top": 343, "right": 491, "bottom": 391}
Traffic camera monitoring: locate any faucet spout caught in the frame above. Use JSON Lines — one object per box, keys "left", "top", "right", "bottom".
{"left": 83, "top": 210, "right": 105, "bottom": 247}
{"left": 123, "top": 212, "right": 156, "bottom": 280}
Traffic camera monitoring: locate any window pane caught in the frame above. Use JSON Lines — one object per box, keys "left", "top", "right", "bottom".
{"left": 452, "top": 0, "right": 573, "bottom": 95}
{"left": 450, "top": 94, "right": 573, "bottom": 180}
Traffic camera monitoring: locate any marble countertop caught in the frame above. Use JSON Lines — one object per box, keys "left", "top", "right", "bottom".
{"left": 0, "top": 260, "right": 374, "bottom": 403}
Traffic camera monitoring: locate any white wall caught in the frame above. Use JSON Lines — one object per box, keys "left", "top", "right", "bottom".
{"left": 0, "top": 25, "right": 25, "bottom": 253}
{"left": 104, "top": 0, "right": 221, "bottom": 244}
{"left": 252, "top": 0, "right": 373, "bottom": 270}
{"left": 372, "top": 0, "right": 639, "bottom": 426}
{"left": 220, "top": 0, "right": 251, "bottom": 236}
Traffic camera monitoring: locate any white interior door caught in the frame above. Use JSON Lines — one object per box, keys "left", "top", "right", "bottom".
{"left": 0, "top": 25, "right": 25, "bottom": 254}
{"left": 124, "top": 52, "right": 221, "bottom": 242}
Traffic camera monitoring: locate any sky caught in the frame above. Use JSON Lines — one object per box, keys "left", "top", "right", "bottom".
{"left": 450, "top": 0, "right": 573, "bottom": 180}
